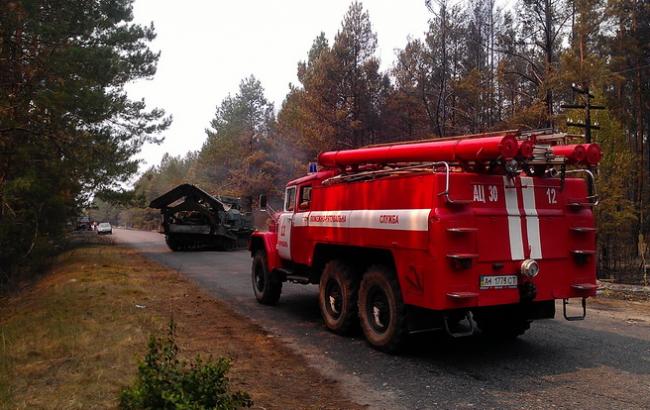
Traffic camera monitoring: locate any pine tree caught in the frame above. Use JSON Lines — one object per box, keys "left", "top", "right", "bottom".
{"left": 0, "top": 0, "right": 169, "bottom": 283}
{"left": 606, "top": 0, "right": 650, "bottom": 281}
{"left": 506, "top": 0, "right": 573, "bottom": 127}
{"left": 196, "top": 76, "right": 277, "bottom": 206}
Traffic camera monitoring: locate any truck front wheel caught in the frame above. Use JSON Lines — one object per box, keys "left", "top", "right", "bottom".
{"left": 252, "top": 250, "right": 282, "bottom": 305}
{"left": 319, "top": 260, "right": 359, "bottom": 335}
{"left": 358, "top": 265, "right": 408, "bottom": 353}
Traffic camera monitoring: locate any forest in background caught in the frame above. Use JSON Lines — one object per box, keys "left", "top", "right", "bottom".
{"left": 107, "top": 0, "right": 650, "bottom": 283}
{"left": 0, "top": 0, "right": 170, "bottom": 286}
{"left": 2, "top": 0, "right": 648, "bottom": 285}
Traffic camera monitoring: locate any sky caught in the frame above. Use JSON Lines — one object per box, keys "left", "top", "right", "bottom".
{"left": 125, "top": 1, "right": 432, "bottom": 173}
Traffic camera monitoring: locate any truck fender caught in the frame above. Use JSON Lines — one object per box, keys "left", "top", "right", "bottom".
{"left": 250, "top": 231, "right": 281, "bottom": 272}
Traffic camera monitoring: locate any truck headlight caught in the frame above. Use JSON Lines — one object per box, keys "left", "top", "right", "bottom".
{"left": 521, "top": 259, "right": 539, "bottom": 278}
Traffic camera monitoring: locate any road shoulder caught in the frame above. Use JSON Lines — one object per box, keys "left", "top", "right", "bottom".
{"left": 0, "top": 239, "right": 365, "bottom": 409}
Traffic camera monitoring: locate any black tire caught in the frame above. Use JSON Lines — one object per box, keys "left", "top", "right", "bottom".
{"left": 357, "top": 265, "right": 408, "bottom": 353}
{"left": 252, "top": 250, "right": 282, "bottom": 305}
{"left": 319, "top": 260, "right": 359, "bottom": 335}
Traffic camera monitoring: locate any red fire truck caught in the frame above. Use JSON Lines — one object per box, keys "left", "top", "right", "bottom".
{"left": 249, "top": 130, "right": 599, "bottom": 352}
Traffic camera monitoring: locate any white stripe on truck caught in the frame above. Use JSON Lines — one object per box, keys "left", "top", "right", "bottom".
{"left": 521, "top": 176, "right": 543, "bottom": 259}
{"left": 503, "top": 176, "right": 525, "bottom": 260}
{"left": 291, "top": 209, "right": 430, "bottom": 231}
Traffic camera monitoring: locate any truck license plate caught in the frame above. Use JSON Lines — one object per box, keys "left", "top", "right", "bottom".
{"left": 480, "top": 275, "right": 518, "bottom": 289}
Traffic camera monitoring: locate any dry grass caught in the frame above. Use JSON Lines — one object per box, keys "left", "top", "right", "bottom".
{"left": 0, "top": 241, "right": 363, "bottom": 409}
{"left": 0, "top": 244, "right": 162, "bottom": 409}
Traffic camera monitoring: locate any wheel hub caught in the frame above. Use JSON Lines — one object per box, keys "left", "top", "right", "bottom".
{"left": 325, "top": 280, "right": 342, "bottom": 319}
{"left": 372, "top": 306, "right": 383, "bottom": 328}
{"left": 367, "top": 286, "right": 390, "bottom": 332}
{"left": 329, "top": 296, "right": 339, "bottom": 314}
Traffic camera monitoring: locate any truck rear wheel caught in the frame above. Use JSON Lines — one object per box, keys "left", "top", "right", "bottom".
{"left": 358, "top": 265, "right": 407, "bottom": 353}
{"left": 319, "top": 260, "right": 359, "bottom": 335}
{"left": 252, "top": 250, "right": 282, "bottom": 305}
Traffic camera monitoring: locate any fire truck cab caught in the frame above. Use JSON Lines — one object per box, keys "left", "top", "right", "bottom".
{"left": 250, "top": 131, "right": 599, "bottom": 352}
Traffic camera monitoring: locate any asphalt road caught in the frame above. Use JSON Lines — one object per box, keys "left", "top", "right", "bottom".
{"left": 114, "top": 229, "right": 650, "bottom": 409}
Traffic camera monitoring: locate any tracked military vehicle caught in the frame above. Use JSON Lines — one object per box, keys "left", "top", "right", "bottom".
{"left": 149, "top": 184, "right": 254, "bottom": 251}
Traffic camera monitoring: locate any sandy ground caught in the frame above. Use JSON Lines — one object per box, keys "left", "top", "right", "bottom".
{"left": 151, "top": 265, "right": 367, "bottom": 410}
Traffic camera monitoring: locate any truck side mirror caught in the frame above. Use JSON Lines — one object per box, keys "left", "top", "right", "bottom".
{"left": 258, "top": 194, "right": 267, "bottom": 210}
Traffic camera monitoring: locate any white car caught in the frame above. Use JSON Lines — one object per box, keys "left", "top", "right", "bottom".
{"left": 97, "top": 222, "right": 112, "bottom": 235}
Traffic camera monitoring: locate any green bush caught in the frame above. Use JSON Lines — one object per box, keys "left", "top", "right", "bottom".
{"left": 119, "top": 320, "right": 252, "bottom": 410}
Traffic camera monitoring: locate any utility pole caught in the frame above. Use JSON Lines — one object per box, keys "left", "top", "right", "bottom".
{"left": 561, "top": 83, "right": 606, "bottom": 143}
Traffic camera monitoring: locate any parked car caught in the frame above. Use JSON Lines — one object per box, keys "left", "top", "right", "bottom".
{"left": 76, "top": 216, "right": 92, "bottom": 231}
{"left": 97, "top": 222, "right": 112, "bottom": 235}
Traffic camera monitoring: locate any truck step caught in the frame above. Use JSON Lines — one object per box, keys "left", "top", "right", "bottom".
{"left": 446, "top": 253, "right": 479, "bottom": 260}
{"left": 566, "top": 201, "right": 596, "bottom": 210}
{"left": 571, "top": 249, "right": 596, "bottom": 256}
{"left": 446, "top": 254, "right": 479, "bottom": 270}
{"left": 571, "top": 249, "right": 595, "bottom": 265}
{"left": 570, "top": 227, "right": 596, "bottom": 233}
{"left": 563, "top": 297, "right": 587, "bottom": 321}
{"left": 446, "top": 291, "right": 479, "bottom": 300}
{"left": 571, "top": 283, "right": 598, "bottom": 292}
{"left": 446, "top": 227, "right": 478, "bottom": 234}
{"left": 444, "top": 198, "right": 473, "bottom": 207}
{"left": 443, "top": 311, "right": 476, "bottom": 338}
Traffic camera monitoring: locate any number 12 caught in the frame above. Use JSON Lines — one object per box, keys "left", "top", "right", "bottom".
{"left": 546, "top": 188, "right": 557, "bottom": 204}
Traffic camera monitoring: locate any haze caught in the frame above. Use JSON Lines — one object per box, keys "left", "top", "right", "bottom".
{"left": 125, "top": 0, "right": 431, "bottom": 171}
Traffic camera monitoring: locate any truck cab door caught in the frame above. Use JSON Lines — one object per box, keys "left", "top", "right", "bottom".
{"left": 277, "top": 186, "right": 296, "bottom": 260}
{"left": 290, "top": 185, "right": 312, "bottom": 265}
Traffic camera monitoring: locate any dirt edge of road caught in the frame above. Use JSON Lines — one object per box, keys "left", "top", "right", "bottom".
{"left": 0, "top": 239, "right": 365, "bottom": 409}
